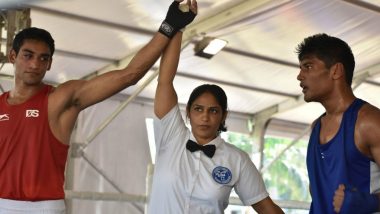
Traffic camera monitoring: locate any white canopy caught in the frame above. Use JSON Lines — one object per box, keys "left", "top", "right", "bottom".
{"left": 1, "top": 0, "right": 379, "bottom": 213}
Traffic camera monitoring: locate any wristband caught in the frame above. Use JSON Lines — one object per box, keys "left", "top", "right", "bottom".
{"left": 158, "top": 21, "right": 175, "bottom": 38}
{"left": 340, "top": 189, "right": 379, "bottom": 214}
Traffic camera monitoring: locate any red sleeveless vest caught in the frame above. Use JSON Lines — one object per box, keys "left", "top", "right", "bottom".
{"left": 0, "top": 85, "right": 69, "bottom": 201}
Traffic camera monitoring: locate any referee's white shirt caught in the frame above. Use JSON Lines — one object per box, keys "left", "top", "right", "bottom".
{"left": 147, "top": 105, "right": 269, "bottom": 214}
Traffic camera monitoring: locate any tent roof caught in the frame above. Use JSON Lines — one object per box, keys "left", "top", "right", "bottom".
{"left": 1, "top": 0, "right": 380, "bottom": 125}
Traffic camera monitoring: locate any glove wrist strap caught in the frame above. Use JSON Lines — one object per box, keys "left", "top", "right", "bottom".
{"left": 158, "top": 21, "right": 176, "bottom": 38}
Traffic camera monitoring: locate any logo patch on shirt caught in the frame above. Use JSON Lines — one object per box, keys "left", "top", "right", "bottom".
{"left": 212, "top": 166, "right": 232, "bottom": 184}
{"left": 0, "top": 114, "right": 10, "bottom": 121}
{"left": 26, "top": 110, "right": 39, "bottom": 118}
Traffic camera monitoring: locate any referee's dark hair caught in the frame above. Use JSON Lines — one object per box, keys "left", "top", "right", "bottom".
{"left": 186, "top": 84, "right": 228, "bottom": 133}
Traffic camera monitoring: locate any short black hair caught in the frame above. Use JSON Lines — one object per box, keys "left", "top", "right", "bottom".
{"left": 296, "top": 33, "right": 355, "bottom": 86}
{"left": 12, "top": 27, "right": 55, "bottom": 56}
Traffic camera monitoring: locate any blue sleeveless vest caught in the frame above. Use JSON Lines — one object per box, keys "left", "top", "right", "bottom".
{"left": 307, "top": 99, "right": 374, "bottom": 213}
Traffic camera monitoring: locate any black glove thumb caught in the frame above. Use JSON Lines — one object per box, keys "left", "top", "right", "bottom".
{"left": 158, "top": 1, "right": 196, "bottom": 38}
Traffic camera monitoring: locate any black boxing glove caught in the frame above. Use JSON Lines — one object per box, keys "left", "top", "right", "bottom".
{"left": 158, "top": 1, "right": 196, "bottom": 38}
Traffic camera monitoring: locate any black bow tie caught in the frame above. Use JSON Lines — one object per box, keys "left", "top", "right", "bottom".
{"left": 186, "top": 140, "right": 216, "bottom": 158}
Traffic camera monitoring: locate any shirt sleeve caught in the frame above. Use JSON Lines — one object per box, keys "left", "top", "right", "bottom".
{"left": 153, "top": 105, "right": 188, "bottom": 151}
{"left": 234, "top": 153, "right": 269, "bottom": 206}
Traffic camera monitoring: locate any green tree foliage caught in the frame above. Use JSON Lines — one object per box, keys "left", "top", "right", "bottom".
{"left": 262, "top": 137, "right": 311, "bottom": 202}
{"left": 224, "top": 132, "right": 254, "bottom": 154}
{"left": 224, "top": 133, "right": 311, "bottom": 213}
